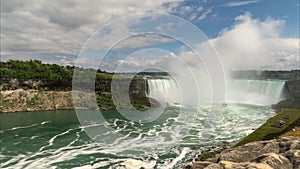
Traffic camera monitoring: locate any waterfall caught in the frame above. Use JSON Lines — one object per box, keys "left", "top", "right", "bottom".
{"left": 228, "top": 80, "right": 287, "bottom": 105}
{"left": 146, "top": 78, "right": 287, "bottom": 106}
{"left": 146, "top": 78, "right": 180, "bottom": 105}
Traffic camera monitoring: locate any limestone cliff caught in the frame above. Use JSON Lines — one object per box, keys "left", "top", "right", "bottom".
{"left": 286, "top": 79, "right": 300, "bottom": 99}
{"left": 0, "top": 89, "right": 73, "bottom": 112}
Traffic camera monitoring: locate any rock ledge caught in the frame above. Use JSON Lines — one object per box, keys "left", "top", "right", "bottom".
{"left": 183, "top": 137, "right": 299, "bottom": 169}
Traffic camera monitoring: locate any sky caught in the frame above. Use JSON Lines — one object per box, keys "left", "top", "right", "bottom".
{"left": 0, "top": 0, "right": 299, "bottom": 70}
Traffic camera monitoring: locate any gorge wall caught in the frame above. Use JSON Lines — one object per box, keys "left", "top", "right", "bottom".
{"left": 286, "top": 79, "right": 300, "bottom": 99}
{"left": 0, "top": 78, "right": 150, "bottom": 113}
{"left": 0, "top": 89, "right": 73, "bottom": 112}
{"left": 1, "top": 77, "right": 299, "bottom": 113}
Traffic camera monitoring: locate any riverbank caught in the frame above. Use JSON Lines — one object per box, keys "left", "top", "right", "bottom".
{"left": 0, "top": 88, "right": 154, "bottom": 113}
{"left": 235, "top": 108, "right": 300, "bottom": 146}
{"left": 182, "top": 108, "right": 300, "bottom": 169}
{"left": 183, "top": 136, "right": 299, "bottom": 169}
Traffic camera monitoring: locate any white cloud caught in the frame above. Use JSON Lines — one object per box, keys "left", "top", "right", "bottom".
{"left": 111, "top": 34, "right": 175, "bottom": 50}
{"left": 107, "top": 12, "right": 299, "bottom": 71}
{"left": 224, "top": 0, "right": 260, "bottom": 7}
{"left": 0, "top": 0, "right": 180, "bottom": 62}
{"left": 1, "top": 1, "right": 298, "bottom": 71}
{"left": 197, "top": 8, "right": 213, "bottom": 21}
{"left": 206, "top": 12, "right": 299, "bottom": 70}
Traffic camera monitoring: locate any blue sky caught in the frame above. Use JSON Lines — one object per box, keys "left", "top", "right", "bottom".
{"left": 171, "top": 0, "right": 299, "bottom": 38}
{"left": 1, "top": 0, "right": 299, "bottom": 70}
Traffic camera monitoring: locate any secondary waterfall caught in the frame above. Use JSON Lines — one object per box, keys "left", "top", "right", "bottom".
{"left": 227, "top": 80, "right": 287, "bottom": 105}
{"left": 146, "top": 78, "right": 180, "bottom": 105}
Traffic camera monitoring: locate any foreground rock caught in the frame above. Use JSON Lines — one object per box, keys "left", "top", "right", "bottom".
{"left": 183, "top": 137, "right": 299, "bottom": 169}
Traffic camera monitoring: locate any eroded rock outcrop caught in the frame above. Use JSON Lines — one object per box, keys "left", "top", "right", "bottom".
{"left": 0, "top": 89, "right": 74, "bottom": 112}
{"left": 183, "top": 137, "right": 300, "bottom": 169}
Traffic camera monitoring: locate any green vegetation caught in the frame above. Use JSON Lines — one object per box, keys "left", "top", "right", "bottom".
{"left": 0, "top": 60, "right": 151, "bottom": 111}
{"left": 96, "top": 91, "right": 115, "bottom": 110}
{"left": 235, "top": 109, "right": 300, "bottom": 147}
{"left": 0, "top": 60, "right": 113, "bottom": 80}
{"left": 0, "top": 60, "right": 73, "bottom": 79}
{"left": 199, "top": 151, "right": 220, "bottom": 161}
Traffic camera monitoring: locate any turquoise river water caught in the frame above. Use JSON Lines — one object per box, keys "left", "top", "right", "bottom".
{"left": 0, "top": 104, "right": 275, "bottom": 169}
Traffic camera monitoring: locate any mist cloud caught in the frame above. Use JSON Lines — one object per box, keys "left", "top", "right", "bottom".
{"left": 210, "top": 12, "right": 299, "bottom": 70}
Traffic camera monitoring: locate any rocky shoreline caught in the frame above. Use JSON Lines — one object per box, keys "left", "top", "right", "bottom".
{"left": 182, "top": 107, "right": 300, "bottom": 169}
{"left": 183, "top": 137, "right": 299, "bottom": 169}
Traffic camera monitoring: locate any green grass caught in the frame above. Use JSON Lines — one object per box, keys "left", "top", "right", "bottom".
{"left": 235, "top": 109, "right": 300, "bottom": 147}
{"left": 199, "top": 151, "right": 220, "bottom": 161}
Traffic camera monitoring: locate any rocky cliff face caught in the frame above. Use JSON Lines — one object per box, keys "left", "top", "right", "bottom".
{"left": 0, "top": 77, "right": 152, "bottom": 113}
{"left": 0, "top": 89, "right": 73, "bottom": 112}
{"left": 183, "top": 137, "right": 299, "bottom": 169}
{"left": 286, "top": 79, "right": 300, "bottom": 99}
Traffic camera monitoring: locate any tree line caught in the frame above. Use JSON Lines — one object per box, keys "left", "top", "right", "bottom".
{"left": 0, "top": 60, "right": 73, "bottom": 79}
{"left": 0, "top": 60, "right": 113, "bottom": 80}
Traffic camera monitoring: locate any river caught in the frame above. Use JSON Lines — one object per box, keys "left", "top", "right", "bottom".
{"left": 0, "top": 104, "right": 275, "bottom": 168}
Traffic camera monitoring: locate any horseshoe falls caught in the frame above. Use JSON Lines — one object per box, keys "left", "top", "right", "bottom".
{"left": 227, "top": 80, "right": 288, "bottom": 105}
{"left": 147, "top": 78, "right": 288, "bottom": 105}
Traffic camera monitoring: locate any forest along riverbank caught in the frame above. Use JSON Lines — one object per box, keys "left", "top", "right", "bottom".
{"left": 0, "top": 60, "right": 153, "bottom": 113}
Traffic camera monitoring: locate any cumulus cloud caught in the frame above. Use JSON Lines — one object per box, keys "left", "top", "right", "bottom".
{"left": 109, "top": 12, "right": 299, "bottom": 71}
{"left": 209, "top": 12, "right": 299, "bottom": 70}
{"left": 0, "top": 0, "right": 180, "bottom": 62}
{"left": 1, "top": 1, "right": 298, "bottom": 71}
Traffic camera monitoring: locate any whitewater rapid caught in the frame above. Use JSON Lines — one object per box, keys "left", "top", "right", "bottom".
{"left": 1, "top": 104, "right": 275, "bottom": 168}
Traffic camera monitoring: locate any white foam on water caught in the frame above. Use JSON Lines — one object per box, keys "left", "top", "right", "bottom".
{"left": 1, "top": 103, "right": 276, "bottom": 168}
{"left": 160, "top": 147, "right": 190, "bottom": 169}
{"left": 39, "top": 128, "right": 77, "bottom": 151}
{"left": 119, "top": 159, "right": 156, "bottom": 169}
{"left": 41, "top": 121, "right": 51, "bottom": 125}
{"left": 0, "top": 121, "right": 51, "bottom": 133}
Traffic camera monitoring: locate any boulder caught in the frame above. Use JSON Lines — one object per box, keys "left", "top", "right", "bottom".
{"left": 253, "top": 153, "right": 292, "bottom": 169}
{"left": 183, "top": 137, "right": 300, "bottom": 169}
{"left": 211, "top": 139, "right": 280, "bottom": 162}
